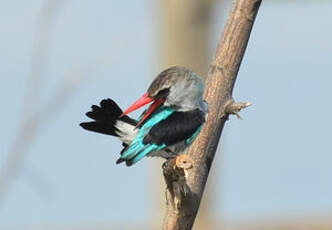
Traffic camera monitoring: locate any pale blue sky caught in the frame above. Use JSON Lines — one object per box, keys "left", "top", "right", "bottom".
{"left": 0, "top": 0, "right": 332, "bottom": 229}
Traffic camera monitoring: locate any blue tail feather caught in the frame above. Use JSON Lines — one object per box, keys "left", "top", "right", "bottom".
{"left": 185, "top": 125, "right": 203, "bottom": 144}
{"left": 122, "top": 142, "right": 141, "bottom": 159}
{"left": 132, "top": 145, "right": 157, "bottom": 164}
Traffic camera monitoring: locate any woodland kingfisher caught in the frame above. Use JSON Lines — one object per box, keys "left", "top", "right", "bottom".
{"left": 80, "top": 66, "right": 209, "bottom": 166}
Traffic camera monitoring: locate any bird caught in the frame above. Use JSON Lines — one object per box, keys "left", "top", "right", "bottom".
{"left": 80, "top": 66, "right": 208, "bottom": 166}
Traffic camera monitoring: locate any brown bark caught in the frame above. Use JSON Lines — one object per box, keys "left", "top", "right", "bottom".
{"left": 162, "top": 0, "right": 262, "bottom": 229}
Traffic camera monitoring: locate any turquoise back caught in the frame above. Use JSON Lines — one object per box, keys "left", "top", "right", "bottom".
{"left": 121, "top": 106, "right": 204, "bottom": 165}
{"left": 121, "top": 106, "right": 174, "bottom": 164}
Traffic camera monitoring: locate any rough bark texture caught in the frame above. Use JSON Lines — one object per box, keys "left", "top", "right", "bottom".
{"left": 162, "top": 0, "right": 262, "bottom": 229}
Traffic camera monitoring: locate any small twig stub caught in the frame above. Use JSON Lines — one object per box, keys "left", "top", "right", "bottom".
{"left": 222, "top": 98, "right": 252, "bottom": 119}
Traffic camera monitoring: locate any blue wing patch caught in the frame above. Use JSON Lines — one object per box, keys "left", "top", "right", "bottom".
{"left": 117, "top": 107, "right": 174, "bottom": 166}
{"left": 185, "top": 124, "right": 203, "bottom": 145}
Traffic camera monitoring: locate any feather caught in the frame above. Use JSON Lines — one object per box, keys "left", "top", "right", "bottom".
{"left": 118, "top": 107, "right": 205, "bottom": 166}
{"left": 80, "top": 99, "right": 137, "bottom": 136}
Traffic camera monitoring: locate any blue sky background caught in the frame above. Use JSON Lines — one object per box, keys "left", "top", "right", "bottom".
{"left": 1, "top": 0, "right": 332, "bottom": 229}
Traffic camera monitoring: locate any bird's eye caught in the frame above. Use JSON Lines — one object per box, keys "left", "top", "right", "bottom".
{"left": 155, "top": 88, "right": 170, "bottom": 99}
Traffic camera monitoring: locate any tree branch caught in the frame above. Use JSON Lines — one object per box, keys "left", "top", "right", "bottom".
{"left": 162, "top": 0, "right": 262, "bottom": 229}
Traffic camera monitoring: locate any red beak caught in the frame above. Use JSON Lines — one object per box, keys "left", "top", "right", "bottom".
{"left": 121, "top": 92, "right": 165, "bottom": 127}
{"left": 121, "top": 92, "right": 153, "bottom": 116}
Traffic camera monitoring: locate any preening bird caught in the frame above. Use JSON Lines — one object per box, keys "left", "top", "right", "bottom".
{"left": 80, "top": 66, "right": 208, "bottom": 166}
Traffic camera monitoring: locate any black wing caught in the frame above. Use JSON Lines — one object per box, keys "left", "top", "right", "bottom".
{"left": 80, "top": 99, "right": 137, "bottom": 136}
{"left": 143, "top": 109, "right": 205, "bottom": 146}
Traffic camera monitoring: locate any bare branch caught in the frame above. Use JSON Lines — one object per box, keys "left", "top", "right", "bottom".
{"left": 162, "top": 0, "right": 262, "bottom": 229}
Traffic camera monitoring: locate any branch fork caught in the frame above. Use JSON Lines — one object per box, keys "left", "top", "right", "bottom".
{"left": 162, "top": 98, "right": 251, "bottom": 213}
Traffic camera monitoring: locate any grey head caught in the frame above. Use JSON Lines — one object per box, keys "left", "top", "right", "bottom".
{"left": 148, "top": 66, "right": 208, "bottom": 113}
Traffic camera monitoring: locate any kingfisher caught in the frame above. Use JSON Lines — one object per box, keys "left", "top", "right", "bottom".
{"left": 80, "top": 66, "right": 208, "bottom": 166}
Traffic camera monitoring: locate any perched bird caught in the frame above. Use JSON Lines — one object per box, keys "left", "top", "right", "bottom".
{"left": 80, "top": 66, "right": 208, "bottom": 166}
